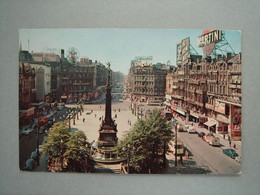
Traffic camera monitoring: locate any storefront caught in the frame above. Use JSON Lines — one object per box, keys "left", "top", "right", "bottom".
{"left": 19, "top": 107, "right": 35, "bottom": 127}
{"left": 204, "top": 118, "right": 217, "bottom": 133}
{"left": 189, "top": 111, "right": 200, "bottom": 123}
{"left": 230, "top": 105, "right": 241, "bottom": 141}
{"left": 216, "top": 113, "right": 229, "bottom": 135}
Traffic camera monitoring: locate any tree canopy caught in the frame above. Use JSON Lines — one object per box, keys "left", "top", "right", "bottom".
{"left": 42, "top": 121, "right": 94, "bottom": 172}
{"left": 116, "top": 109, "right": 173, "bottom": 173}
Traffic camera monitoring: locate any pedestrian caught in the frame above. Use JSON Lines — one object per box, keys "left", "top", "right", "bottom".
{"left": 223, "top": 134, "right": 225, "bottom": 139}
{"left": 99, "top": 117, "right": 101, "bottom": 121}
{"left": 95, "top": 114, "right": 96, "bottom": 118}
{"left": 83, "top": 118, "right": 85, "bottom": 122}
{"left": 234, "top": 143, "right": 236, "bottom": 149}
{"left": 229, "top": 140, "right": 231, "bottom": 147}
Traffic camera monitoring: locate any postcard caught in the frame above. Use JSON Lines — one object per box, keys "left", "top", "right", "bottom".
{"left": 19, "top": 29, "right": 241, "bottom": 174}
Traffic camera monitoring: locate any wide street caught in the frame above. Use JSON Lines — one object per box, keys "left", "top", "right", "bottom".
{"left": 177, "top": 132, "right": 241, "bottom": 174}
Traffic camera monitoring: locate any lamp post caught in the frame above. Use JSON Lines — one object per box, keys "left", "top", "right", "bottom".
{"left": 60, "top": 139, "right": 63, "bottom": 171}
{"left": 127, "top": 144, "right": 130, "bottom": 174}
{"left": 36, "top": 111, "right": 40, "bottom": 166}
{"left": 172, "top": 119, "right": 178, "bottom": 167}
{"left": 77, "top": 106, "right": 79, "bottom": 120}
{"left": 68, "top": 116, "right": 71, "bottom": 130}
{"left": 73, "top": 110, "right": 75, "bottom": 125}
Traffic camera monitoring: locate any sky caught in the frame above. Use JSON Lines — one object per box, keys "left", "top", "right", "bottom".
{"left": 19, "top": 29, "right": 241, "bottom": 74}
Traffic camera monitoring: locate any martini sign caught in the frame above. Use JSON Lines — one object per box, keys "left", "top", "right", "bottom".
{"left": 197, "top": 30, "right": 222, "bottom": 55}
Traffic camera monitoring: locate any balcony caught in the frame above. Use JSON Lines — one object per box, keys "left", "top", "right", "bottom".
{"left": 72, "top": 83, "right": 90, "bottom": 86}
{"left": 188, "top": 79, "right": 199, "bottom": 85}
{"left": 230, "top": 79, "right": 241, "bottom": 84}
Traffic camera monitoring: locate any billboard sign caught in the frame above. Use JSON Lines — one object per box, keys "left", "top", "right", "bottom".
{"left": 215, "top": 99, "right": 225, "bottom": 114}
{"left": 197, "top": 30, "right": 222, "bottom": 55}
{"left": 176, "top": 37, "right": 190, "bottom": 65}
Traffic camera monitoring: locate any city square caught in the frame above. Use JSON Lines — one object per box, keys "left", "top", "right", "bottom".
{"left": 19, "top": 29, "right": 241, "bottom": 175}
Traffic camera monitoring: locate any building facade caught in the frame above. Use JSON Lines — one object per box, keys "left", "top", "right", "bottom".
{"left": 165, "top": 53, "right": 242, "bottom": 141}
{"left": 19, "top": 51, "right": 36, "bottom": 127}
{"left": 128, "top": 60, "right": 167, "bottom": 105}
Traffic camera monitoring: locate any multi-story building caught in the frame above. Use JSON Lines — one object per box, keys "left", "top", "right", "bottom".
{"left": 59, "top": 52, "right": 107, "bottom": 103}
{"left": 19, "top": 51, "right": 36, "bottom": 127}
{"left": 165, "top": 53, "right": 242, "bottom": 141}
{"left": 31, "top": 52, "right": 62, "bottom": 102}
{"left": 29, "top": 63, "right": 51, "bottom": 102}
{"left": 128, "top": 59, "right": 167, "bottom": 105}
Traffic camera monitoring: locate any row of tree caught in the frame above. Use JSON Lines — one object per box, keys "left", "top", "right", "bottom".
{"left": 41, "top": 121, "right": 94, "bottom": 172}
{"left": 116, "top": 109, "right": 173, "bottom": 173}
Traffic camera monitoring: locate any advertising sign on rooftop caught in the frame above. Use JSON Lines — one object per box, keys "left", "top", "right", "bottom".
{"left": 176, "top": 37, "right": 190, "bottom": 65}
{"left": 197, "top": 30, "right": 222, "bottom": 55}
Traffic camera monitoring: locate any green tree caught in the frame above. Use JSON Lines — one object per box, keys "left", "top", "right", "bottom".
{"left": 64, "top": 130, "right": 92, "bottom": 172}
{"left": 42, "top": 121, "right": 70, "bottom": 170}
{"left": 42, "top": 121, "right": 94, "bottom": 172}
{"left": 117, "top": 109, "right": 173, "bottom": 173}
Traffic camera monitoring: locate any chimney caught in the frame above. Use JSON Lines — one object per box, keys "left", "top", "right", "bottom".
{"left": 61, "top": 49, "right": 65, "bottom": 59}
{"left": 239, "top": 52, "right": 241, "bottom": 62}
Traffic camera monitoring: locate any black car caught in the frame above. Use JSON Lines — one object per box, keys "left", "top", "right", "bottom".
{"left": 198, "top": 132, "right": 205, "bottom": 138}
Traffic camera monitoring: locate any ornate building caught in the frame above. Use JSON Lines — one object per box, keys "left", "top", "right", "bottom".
{"left": 128, "top": 60, "right": 167, "bottom": 105}
{"left": 165, "top": 53, "right": 242, "bottom": 141}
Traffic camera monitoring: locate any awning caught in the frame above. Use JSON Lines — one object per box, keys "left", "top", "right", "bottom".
{"left": 204, "top": 121, "right": 217, "bottom": 127}
{"left": 175, "top": 109, "right": 186, "bottom": 116}
{"left": 163, "top": 102, "right": 171, "bottom": 106}
{"left": 190, "top": 112, "right": 199, "bottom": 119}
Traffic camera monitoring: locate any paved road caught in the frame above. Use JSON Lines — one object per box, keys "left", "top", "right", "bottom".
{"left": 19, "top": 107, "right": 70, "bottom": 170}
{"left": 178, "top": 132, "right": 240, "bottom": 174}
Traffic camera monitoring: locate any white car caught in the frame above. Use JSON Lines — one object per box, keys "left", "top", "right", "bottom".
{"left": 188, "top": 126, "right": 197, "bottom": 134}
{"left": 21, "top": 128, "right": 33, "bottom": 135}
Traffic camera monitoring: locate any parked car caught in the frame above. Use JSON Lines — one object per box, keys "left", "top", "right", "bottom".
{"left": 198, "top": 132, "right": 206, "bottom": 138}
{"left": 21, "top": 128, "right": 33, "bottom": 135}
{"left": 23, "top": 159, "right": 35, "bottom": 171}
{"left": 30, "top": 151, "right": 37, "bottom": 160}
{"left": 205, "top": 134, "right": 220, "bottom": 146}
{"left": 222, "top": 148, "right": 239, "bottom": 159}
{"left": 39, "top": 126, "right": 45, "bottom": 134}
{"left": 47, "top": 119, "right": 53, "bottom": 128}
{"left": 235, "top": 156, "right": 241, "bottom": 163}
{"left": 37, "top": 145, "right": 43, "bottom": 154}
{"left": 188, "top": 126, "right": 197, "bottom": 134}
{"left": 178, "top": 124, "right": 187, "bottom": 132}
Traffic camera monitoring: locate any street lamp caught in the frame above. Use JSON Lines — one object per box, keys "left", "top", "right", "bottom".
{"left": 60, "top": 139, "right": 63, "bottom": 171}
{"left": 172, "top": 119, "right": 178, "bottom": 167}
{"left": 127, "top": 144, "right": 130, "bottom": 174}
{"left": 36, "top": 111, "right": 40, "bottom": 166}
{"left": 68, "top": 116, "right": 71, "bottom": 130}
